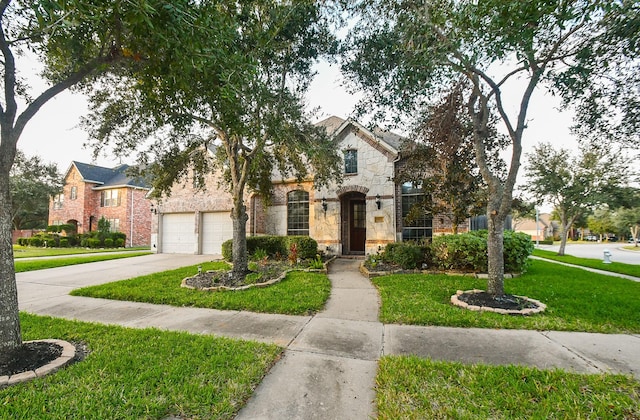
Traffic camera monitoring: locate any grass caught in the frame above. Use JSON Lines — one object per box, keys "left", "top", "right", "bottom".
{"left": 376, "top": 356, "right": 640, "bottom": 419}
{"left": 1, "top": 313, "right": 281, "bottom": 420}
{"left": 372, "top": 259, "right": 640, "bottom": 333}
{"left": 71, "top": 261, "right": 331, "bottom": 315}
{"left": 13, "top": 245, "right": 150, "bottom": 258}
{"left": 14, "top": 251, "right": 153, "bottom": 272}
{"left": 533, "top": 248, "right": 640, "bottom": 277}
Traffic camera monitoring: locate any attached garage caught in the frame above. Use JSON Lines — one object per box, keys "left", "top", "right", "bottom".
{"left": 201, "top": 212, "right": 233, "bottom": 255}
{"left": 161, "top": 213, "right": 196, "bottom": 254}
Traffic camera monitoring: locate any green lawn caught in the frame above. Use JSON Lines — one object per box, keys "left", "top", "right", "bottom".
{"left": 71, "top": 261, "right": 331, "bottom": 316}
{"left": 533, "top": 248, "right": 640, "bottom": 277}
{"left": 14, "top": 251, "right": 153, "bottom": 272}
{"left": 13, "top": 245, "right": 150, "bottom": 258}
{"left": 376, "top": 356, "right": 640, "bottom": 419}
{"left": 1, "top": 313, "right": 281, "bottom": 420}
{"left": 372, "top": 259, "right": 640, "bottom": 333}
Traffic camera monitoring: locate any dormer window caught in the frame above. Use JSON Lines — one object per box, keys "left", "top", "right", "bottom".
{"left": 344, "top": 149, "right": 357, "bottom": 174}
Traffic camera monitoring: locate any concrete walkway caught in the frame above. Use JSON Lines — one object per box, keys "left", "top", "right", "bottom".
{"left": 16, "top": 254, "right": 640, "bottom": 420}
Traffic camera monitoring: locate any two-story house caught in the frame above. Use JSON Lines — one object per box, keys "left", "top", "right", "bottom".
{"left": 150, "top": 116, "right": 470, "bottom": 256}
{"left": 49, "top": 162, "right": 152, "bottom": 247}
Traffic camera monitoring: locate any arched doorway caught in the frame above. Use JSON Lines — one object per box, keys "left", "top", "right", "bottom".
{"left": 341, "top": 192, "right": 366, "bottom": 255}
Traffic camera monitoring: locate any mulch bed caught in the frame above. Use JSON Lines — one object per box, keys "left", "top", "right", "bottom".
{"left": 0, "top": 342, "right": 62, "bottom": 377}
{"left": 183, "top": 262, "right": 291, "bottom": 289}
{"left": 457, "top": 291, "right": 539, "bottom": 311}
{"left": 0, "top": 341, "right": 88, "bottom": 379}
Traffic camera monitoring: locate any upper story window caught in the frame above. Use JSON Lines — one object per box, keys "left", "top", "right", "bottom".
{"left": 70, "top": 186, "right": 77, "bottom": 200}
{"left": 287, "top": 190, "right": 309, "bottom": 236}
{"left": 344, "top": 149, "right": 358, "bottom": 174}
{"left": 53, "top": 193, "right": 64, "bottom": 209}
{"left": 100, "top": 189, "right": 121, "bottom": 207}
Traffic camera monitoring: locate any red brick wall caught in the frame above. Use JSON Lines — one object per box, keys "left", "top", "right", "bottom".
{"left": 49, "top": 164, "right": 152, "bottom": 247}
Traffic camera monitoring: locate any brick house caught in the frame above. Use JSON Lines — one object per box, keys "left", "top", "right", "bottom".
{"left": 151, "top": 116, "right": 470, "bottom": 255}
{"left": 48, "top": 161, "right": 152, "bottom": 247}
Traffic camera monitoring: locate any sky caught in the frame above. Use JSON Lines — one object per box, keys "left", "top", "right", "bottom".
{"left": 16, "top": 54, "right": 578, "bottom": 197}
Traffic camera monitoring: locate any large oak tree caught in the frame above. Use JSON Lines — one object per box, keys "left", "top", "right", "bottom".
{"left": 82, "top": 1, "right": 342, "bottom": 282}
{"left": 342, "top": 0, "right": 639, "bottom": 296}
{"left": 1, "top": 0, "right": 204, "bottom": 351}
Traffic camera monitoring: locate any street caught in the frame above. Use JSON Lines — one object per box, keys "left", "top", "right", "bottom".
{"left": 537, "top": 242, "right": 640, "bottom": 265}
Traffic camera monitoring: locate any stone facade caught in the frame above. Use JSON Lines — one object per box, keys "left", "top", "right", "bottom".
{"left": 152, "top": 116, "right": 473, "bottom": 256}
{"left": 48, "top": 162, "right": 152, "bottom": 247}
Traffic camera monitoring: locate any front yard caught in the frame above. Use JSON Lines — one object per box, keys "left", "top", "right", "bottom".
{"left": 5, "top": 254, "right": 640, "bottom": 418}
{"left": 372, "top": 258, "right": 640, "bottom": 334}
{"left": 71, "top": 261, "right": 331, "bottom": 316}
{"left": 1, "top": 314, "right": 280, "bottom": 419}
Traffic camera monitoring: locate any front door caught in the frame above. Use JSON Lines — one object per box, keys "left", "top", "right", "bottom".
{"left": 349, "top": 199, "right": 366, "bottom": 254}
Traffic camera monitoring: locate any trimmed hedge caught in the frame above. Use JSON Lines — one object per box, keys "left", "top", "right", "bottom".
{"left": 222, "top": 235, "right": 318, "bottom": 261}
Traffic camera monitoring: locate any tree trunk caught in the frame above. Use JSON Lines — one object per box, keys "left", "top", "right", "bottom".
{"left": 0, "top": 142, "right": 21, "bottom": 352}
{"left": 486, "top": 209, "right": 505, "bottom": 296}
{"left": 557, "top": 221, "right": 572, "bottom": 256}
{"left": 230, "top": 201, "right": 249, "bottom": 282}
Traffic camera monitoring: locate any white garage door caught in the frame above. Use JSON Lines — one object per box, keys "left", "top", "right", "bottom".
{"left": 202, "top": 212, "right": 233, "bottom": 255}
{"left": 161, "top": 213, "right": 196, "bottom": 254}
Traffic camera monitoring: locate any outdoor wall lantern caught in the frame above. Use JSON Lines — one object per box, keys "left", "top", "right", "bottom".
{"left": 375, "top": 194, "right": 381, "bottom": 210}
{"left": 150, "top": 204, "right": 157, "bottom": 214}
{"left": 322, "top": 197, "right": 328, "bottom": 213}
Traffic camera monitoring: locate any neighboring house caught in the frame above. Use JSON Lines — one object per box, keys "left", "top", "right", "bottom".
{"left": 513, "top": 212, "right": 560, "bottom": 241}
{"left": 48, "top": 161, "right": 152, "bottom": 247}
{"left": 151, "top": 116, "right": 470, "bottom": 256}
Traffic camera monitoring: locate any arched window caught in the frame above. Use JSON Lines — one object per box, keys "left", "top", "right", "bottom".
{"left": 287, "top": 190, "right": 309, "bottom": 236}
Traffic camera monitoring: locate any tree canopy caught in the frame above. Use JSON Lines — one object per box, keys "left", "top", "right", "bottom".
{"left": 81, "top": 0, "right": 342, "bottom": 280}
{"left": 524, "top": 142, "right": 625, "bottom": 255}
{"left": 1, "top": 0, "right": 209, "bottom": 351}
{"left": 341, "top": 0, "right": 638, "bottom": 295}
{"left": 397, "top": 82, "right": 489, "bottom": 234}
{"left": 10, "top": 150, "right": 62, "bottom": 229}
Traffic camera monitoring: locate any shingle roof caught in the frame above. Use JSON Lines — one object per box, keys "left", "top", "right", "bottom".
{"left": 315, "top": 115, "right": 404, "bottom": 153}
{"left": 71, "top": 161, "right": 150, "bottom": 189}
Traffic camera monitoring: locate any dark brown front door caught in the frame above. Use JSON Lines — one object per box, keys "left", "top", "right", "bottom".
{"left": 350, "top": 200, "right": 366, "bottom": 253}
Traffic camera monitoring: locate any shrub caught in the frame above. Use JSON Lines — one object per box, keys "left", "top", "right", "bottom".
{"left": 111, "top": 232, "right": 126, "bottom": 242}
{"left": 383, "top": 242, "right": 428, "bottom": 269}
{"left": 286, "top": 236, "right": 318, "bottom": 260}
{"left": 222, "top": 235, "right": 316, "bottom": 261}
{"left": 80, "top": 238, "right": 89, "bottom": 248}
{"left": 29, "top": 237, "right": 43, "bottom": 247}
{"left": 66, "top": 235, "right": 78, "bottom": 246}
{"left": 59, "top": 238, "right": 69, "bottom": 247}
{"left": 502, "top": 230, "right": 535, "bottom": 273}
{"left": 87, "top": 238, "right": 101, "bottom": 248}
{"left": 46, "top": 225, "right": 60, "bottom": 233}
{"left": 431, "top": 233, "right": 487, "bottom": 271}
{"left": 221, "top": 239, "right": 232, "bottom": 261}
{"left": 104, "top": 238, "right": 114, "bottom": 247}
{"left": 115, "top": 238, "right": 125, "bottom": 247}
{"left": 252, "top": 248, "right": 268, "bottom": 261}
{"left": 59, "top": 224, "right": 76, "bottom": 235}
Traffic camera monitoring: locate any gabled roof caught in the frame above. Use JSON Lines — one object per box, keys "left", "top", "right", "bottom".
{"left": 68, "top": 161, "right": 150, "bottom": 190}
{"left": 315, "top": 116, "right": 403, "bottom": 158}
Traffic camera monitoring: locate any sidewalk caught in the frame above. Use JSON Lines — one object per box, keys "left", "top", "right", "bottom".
{"left": 16, "top": 254, "right": 640, "bottom": 419}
